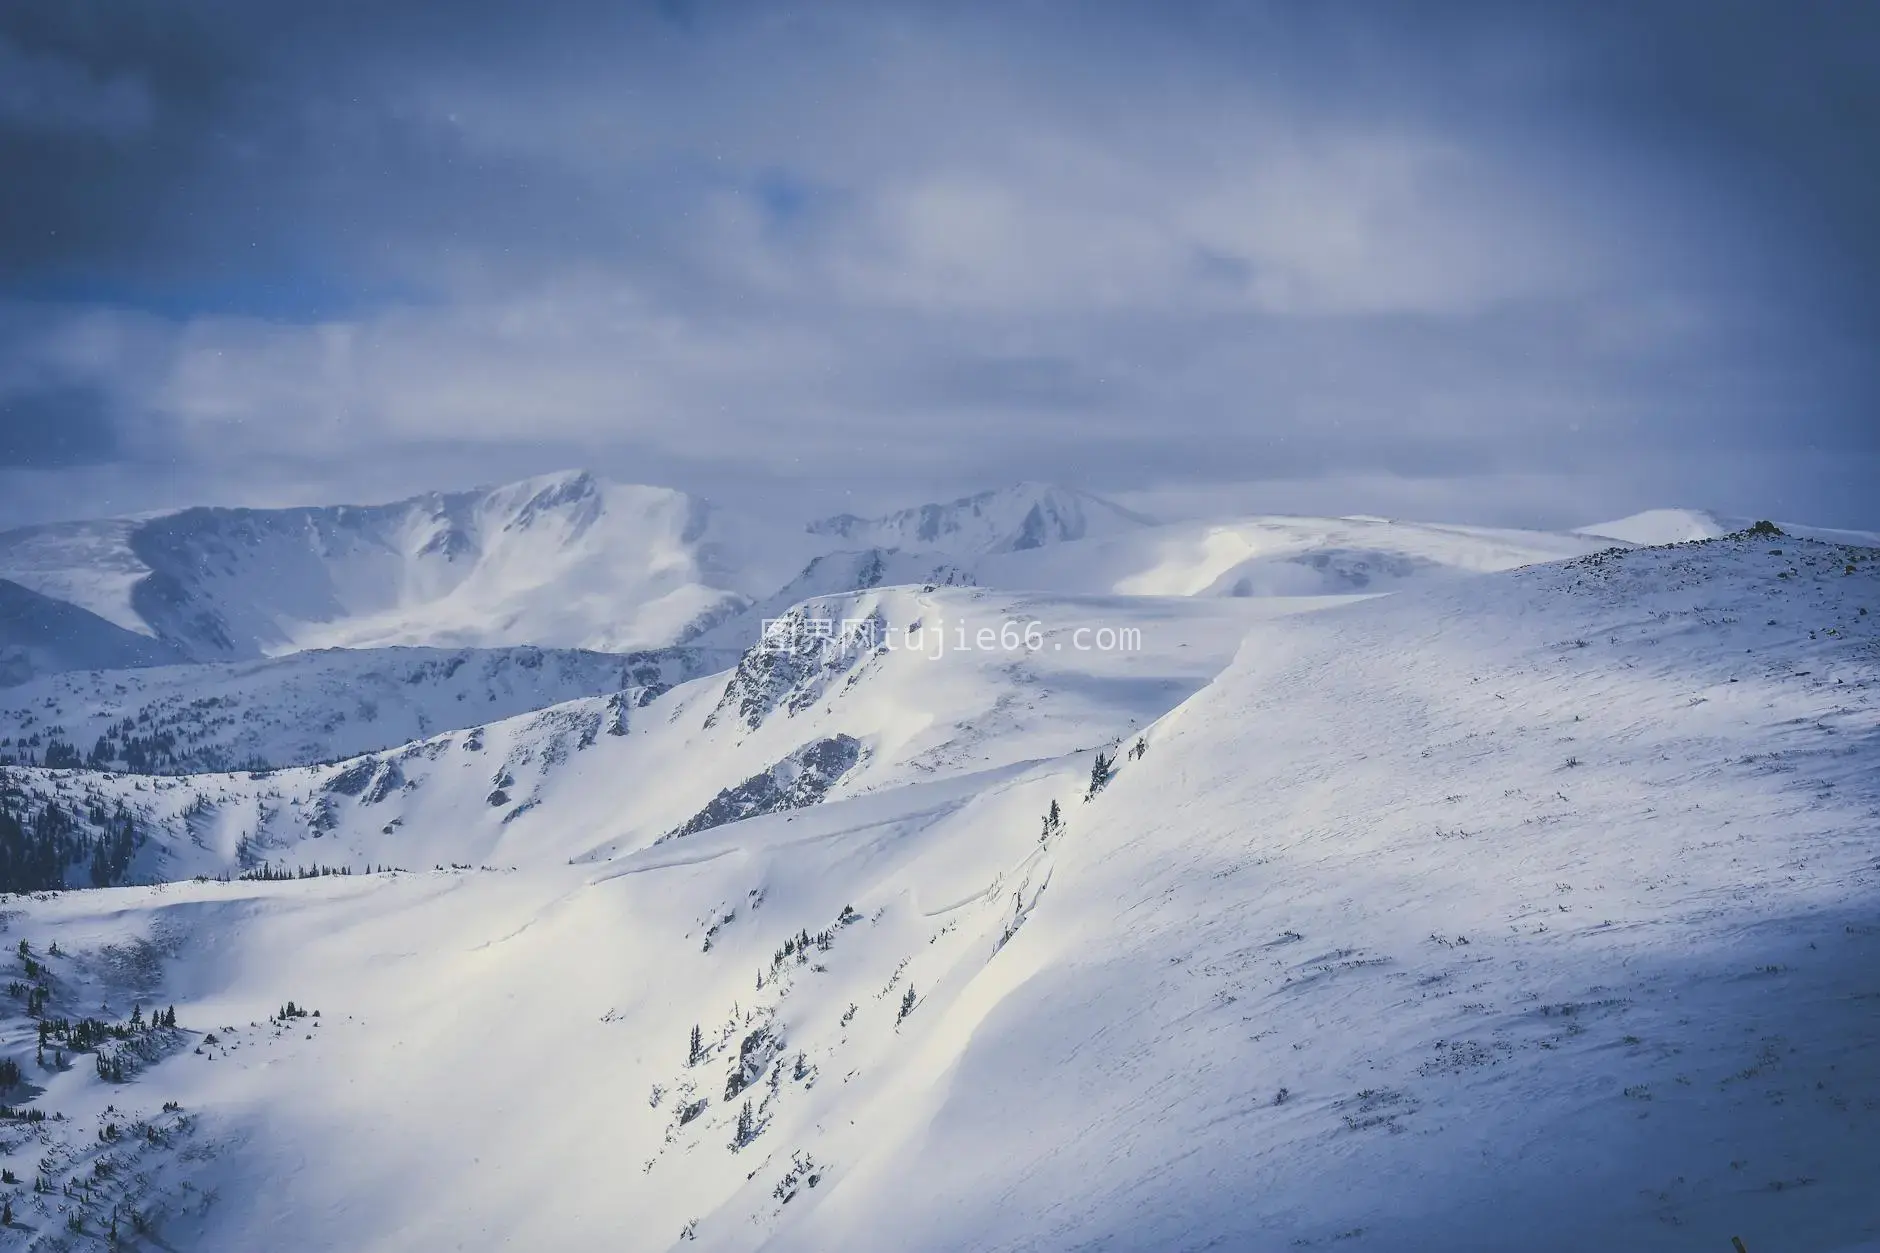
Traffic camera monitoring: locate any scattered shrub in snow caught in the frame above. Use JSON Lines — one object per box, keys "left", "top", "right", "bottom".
{"left": 725, "top": 1025, "right": 779, "bottom": 1101}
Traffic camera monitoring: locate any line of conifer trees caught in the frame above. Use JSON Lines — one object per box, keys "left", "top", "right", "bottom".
{"left": 0, "top": 796, "right": 142, "bottom": 893}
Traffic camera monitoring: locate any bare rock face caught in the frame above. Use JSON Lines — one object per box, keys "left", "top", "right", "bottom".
{"left": 666, "top": 734, "right": 864, "bottom": 841}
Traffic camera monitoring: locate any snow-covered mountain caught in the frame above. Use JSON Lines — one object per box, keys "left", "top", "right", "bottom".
{"left": 687, "top": 547, "right": 979, "bottom": 650}
{"left": 0, "top": 472, "right": 1696, "bottom": 676}
{"left": 0, "top": 643, "right": 721, "bottom": 774}
{"left": 807, "top": 483, "right": 1156, "bottom": 557}
{"left": 0, "top": 529, "right": 1875, "bottom": 1251}
{"left": 2, "top": 584, "right": 1292, "bottom": 880}
{"left": 0, "top": 472, "right": 812, "bottom": 661}
{"left": 0, "top": 577, "right": 186, "bottom": 687}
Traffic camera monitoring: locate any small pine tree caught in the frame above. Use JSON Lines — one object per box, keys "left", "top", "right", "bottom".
{"left": 688, "top": 1023, "right": 704, "bottom": 1067}
{"left": 2, "top": 1196, "right": 11, "bottom": 1225}
{"left": 1086, "top": 752, "right": 1112, "bottom": 798}
{"left": 898, "top": 985, "right": 917, "bottom": 1022}
{"left": 735, "top": 1098, "right": 754, "bottom": 1147}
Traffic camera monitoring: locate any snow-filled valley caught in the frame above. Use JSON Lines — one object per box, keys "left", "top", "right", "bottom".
{"left": 0, "top": 481, "right": 1875, "bottom": 1253}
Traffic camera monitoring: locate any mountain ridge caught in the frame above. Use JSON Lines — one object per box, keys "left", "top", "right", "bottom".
{"left": 807, "top": 482, "right": 1157, "bottom": 556}
{"left": 0, "top": 471, "right": 808, "bottom": 664}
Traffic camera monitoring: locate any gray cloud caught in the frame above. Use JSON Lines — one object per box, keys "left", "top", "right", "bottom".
{"left": 0, "top": 0, "right": 1874, "bottom": 530}
{"left": 0, "top": 381, "right": 120, "bottom": 467}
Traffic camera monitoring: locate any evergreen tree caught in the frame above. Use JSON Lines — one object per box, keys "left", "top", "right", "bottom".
{"left": 735, "top": 1098, "right": 754, "bottom": 1146}
{"left": 687, "top": 1023, "right": 703, "bottom": 1066}
{"left": 1086, "top": 751, "right": 1112, "bottom": 798}
{"left": 898, "top": 985, "right": 917, "bottom": 1022}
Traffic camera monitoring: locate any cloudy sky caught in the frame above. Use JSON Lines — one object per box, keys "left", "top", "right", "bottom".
{"left": 1, "top": 1, "right": 1875, "bottom": 530}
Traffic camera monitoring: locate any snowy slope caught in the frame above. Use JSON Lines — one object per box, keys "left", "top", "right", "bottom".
{"left": 0, "top": 577, "right": 185, "bottom": 687}
{"left": 974, "top": 512, "right": 1619, "bottom": 597}
{"left": 1583, "top": 509, "right": 1880, "bottom": 548}
{"left": 0, "top": 585, "right": 1314, "bottom": 881}
{"left": 807, "top": 483, "right": 1156, "bottom": 556}
{"left": 0, "top": 519, "right": 151, "bottom": 636}
{"left": 705, "top": 511, "right": 1626, "bottom": 654}
{"left": 0, "top": 472, "right": 812, "bottom": 661}
{"left": 0, "top": 534, "right": 1876, "bottom": 1252}
{"left": 1577, "top": 507, "right": 1733, "bottom": 545}
{"left": 687, "top": 547, "right": 978, "bottom": 651}
{"left": 749, "top": 532, "right": 1880, "bottom": 1253}
{"left": 0, "top": 644, "right": 720, "bottom": 773}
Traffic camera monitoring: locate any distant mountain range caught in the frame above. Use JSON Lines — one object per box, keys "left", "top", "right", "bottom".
{"left": 0, "top": 477, "right": 1164, "bottom": 680}
{"left": 9, "top": 473, "right": 1870, "bottom": 689}
{"left": 0, "top": 472, "right": 806, "bottom": 672}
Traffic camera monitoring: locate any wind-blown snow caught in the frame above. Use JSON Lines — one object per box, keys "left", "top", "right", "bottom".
{"left": 978, "top": 512, "right": 1619, "bottom": 598}
{"left": 1583, "top": 509, "right": 1880, "bottom": 549}
{"left": 1578, "top": 508, "right": 1732, "bottom": 546}
{"left": 0, "top": 577, "right": 185, "bottom": 687}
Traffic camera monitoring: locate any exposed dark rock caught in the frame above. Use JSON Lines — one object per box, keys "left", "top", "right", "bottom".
{"left": 666, "top": 735, "right": 863, "bottom": 840}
